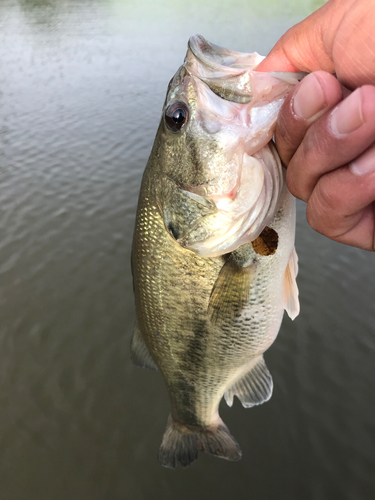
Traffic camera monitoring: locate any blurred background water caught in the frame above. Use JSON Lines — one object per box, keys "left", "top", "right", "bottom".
{"left": 1, "top": 0, "right": 375, "bottom": 499}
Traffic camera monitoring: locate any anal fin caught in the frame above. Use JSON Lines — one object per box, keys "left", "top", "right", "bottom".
{"left": 130, "top": 322, "right": 158, "bottom": 370}
{"left": 224, "top": 355, "right": 273, "bottom": 408}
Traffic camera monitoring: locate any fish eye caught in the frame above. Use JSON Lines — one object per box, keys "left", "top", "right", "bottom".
{"left": 165, "top": 102, "right": 189, "bottom": 132}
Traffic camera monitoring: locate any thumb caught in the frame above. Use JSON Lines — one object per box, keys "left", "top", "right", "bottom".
{"left": 255, "top": 0, "right": 338, "bottom": 74}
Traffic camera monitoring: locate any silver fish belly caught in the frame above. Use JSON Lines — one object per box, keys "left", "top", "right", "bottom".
{"left": 131, "top": 35, "right": 300, "bottom": 468}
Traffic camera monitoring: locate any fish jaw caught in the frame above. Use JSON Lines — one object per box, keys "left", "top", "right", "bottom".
{"left": 156, "top": 35, "right": 302, "bottom": 258}
{"left": 185, "top": 34, "right": 305, "bottom": 104}
{"left": 179, "top": 143, "right": 283, "bottom": 258}
{"left": 191, "top": 74, "right": 284, "bottom": 157}
{"left": 158, "top": 73, "right": 286, "bottom": 257}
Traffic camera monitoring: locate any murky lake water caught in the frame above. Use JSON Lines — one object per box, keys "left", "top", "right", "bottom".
{"left": 1, "top": 1, "right": 375, "bottom": 499}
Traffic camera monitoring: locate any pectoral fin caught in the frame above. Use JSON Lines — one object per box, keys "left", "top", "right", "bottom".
{"left": 208, "top": 254, "right": 257, "bottom": 325}
{"left": 284, "top": 247, "right": 300, "bottom": 320}
{"left": 224, "top": 355, "right": 273, "bottom": 408}
{"left": 130, "top": 322, "right": 158, "bottom": 370}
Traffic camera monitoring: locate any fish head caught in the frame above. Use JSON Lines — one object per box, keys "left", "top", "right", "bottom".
{"left": 154, "top": 35, "right": 304, "bottom": 257}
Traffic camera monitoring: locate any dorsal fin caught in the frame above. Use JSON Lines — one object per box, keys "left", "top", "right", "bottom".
{"left": 130, "top": 322, "right": 158, "bottom": 370}
{"left": 284, "top": 247, "right": 300, "bottom": 320}
{"left": 224, "top": 355, "right": 273, "bottom": 408}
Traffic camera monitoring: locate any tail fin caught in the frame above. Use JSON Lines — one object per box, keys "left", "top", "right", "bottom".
{"left": 157, "top": 416, "right": 242, "bottom": 468}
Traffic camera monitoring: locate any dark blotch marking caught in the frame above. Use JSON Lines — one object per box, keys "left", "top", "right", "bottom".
{"left": 252, "top": 227, "right": 278, "bottom": 256}
{"left": 171, "top": 319, "right": 208, "bottom": 427}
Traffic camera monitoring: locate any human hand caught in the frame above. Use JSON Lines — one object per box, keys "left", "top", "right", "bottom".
{"left": 256, "top": 0, "right": 375, "bottom": 250}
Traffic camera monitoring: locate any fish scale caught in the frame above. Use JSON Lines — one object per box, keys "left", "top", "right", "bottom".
{"left": 131, "top": 35, "right": 300, "bottom": 468}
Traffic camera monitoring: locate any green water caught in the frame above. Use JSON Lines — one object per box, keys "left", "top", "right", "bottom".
{"left": 1, "top": 1, "right": 375, "bottom": 499}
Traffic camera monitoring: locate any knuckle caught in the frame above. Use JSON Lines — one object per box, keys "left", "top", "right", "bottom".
{"left": 301, "top": 125, "right": 331, "bottom": 167}
{"left": 286, "top": 166, "right": 303, "bottom": 200}
{"left": 286, "top": 152, "right": 316, "bottom": 203}
{"left": 306, "top": 176, "right": 342, "bottom": 236}
{"left": 361, "top": 85, "right": 375, "bottom": 123}
{"left": 285, "top": 125, "right": 335, "bottom": 202}
{"left": 305, "top": 206, "right": 321, "bottom": 233}
{"left": 315, "top": 176, "right": 339, "bottom": 212}
{"left": 306, "top": 195, "right": 327, "bottom": 234}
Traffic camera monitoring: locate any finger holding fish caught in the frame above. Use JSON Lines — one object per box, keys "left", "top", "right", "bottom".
{"left": 255, "top": 0, "right": 375, "bottom": 251}
{"left": 273, "top": 71, "right": 343, "bottom": 166}
{"left": 306, "top": 148, "right": 375, "bottom": 250}
{"left": 282, "top": 84, "right": 375, "bottom": 250}
{"left": 285, "top": 85, "right": 375, "bottom": 203}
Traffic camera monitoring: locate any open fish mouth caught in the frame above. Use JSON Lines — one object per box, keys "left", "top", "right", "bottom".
{"left": 185, "top": 35, "right": 264, "bottom": 104}
{"left": 162, "top": 35, "right": 303, "bottom": 258}
{"left": 185, "top": 34, "right": 305, "bottom": 104}
{"left": 188, "top": 34, "right": 265, "bottom": 71}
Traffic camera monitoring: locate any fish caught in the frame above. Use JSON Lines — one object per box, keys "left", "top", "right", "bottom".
{"left": 131, "top": 35, "right": 302, "bottom": 468}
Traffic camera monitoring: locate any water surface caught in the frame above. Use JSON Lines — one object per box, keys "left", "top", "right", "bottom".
{"left": 1, "top": 1, "right": 375, "bottom": 499}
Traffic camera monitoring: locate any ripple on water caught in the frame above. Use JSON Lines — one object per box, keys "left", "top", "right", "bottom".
{"left": 1, "top": 1, "right": 375, "bottom": 500}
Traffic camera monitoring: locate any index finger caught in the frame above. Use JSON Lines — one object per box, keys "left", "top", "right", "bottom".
{"left": 274, "top": 71, "right": 342, "bottom": 166}
{"left": 255, "top": 0, "right": 336, "bottom": 74}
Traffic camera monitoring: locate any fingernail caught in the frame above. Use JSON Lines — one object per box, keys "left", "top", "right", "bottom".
{"left": 330, "top": 88, "right": 364, "bottom": 136}
{"left": 292, "top": 73, "right": 327, "bottom": 120}
{"left": 349, "top": 143, "right": 375, "bottom": 176}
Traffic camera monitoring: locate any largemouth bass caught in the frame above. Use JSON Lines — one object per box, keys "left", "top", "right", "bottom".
{"left": 131, "top": 35, "right": 302, "bottom": 468}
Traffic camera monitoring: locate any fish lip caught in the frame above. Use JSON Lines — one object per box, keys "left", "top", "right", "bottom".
{"left": 186, "top": 35, "right": 257, "bottom": 104}
{"left": 186, "top": 35, "right": 306, "bottom": 104}
{"left": 188, "top": 34, "right": 307, "bottom": 81}
{"left": 187, "top": 34, "right": 260, "bottom": 75}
